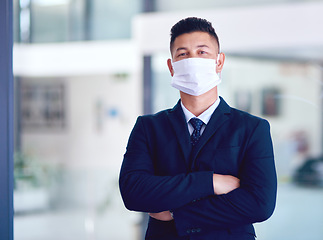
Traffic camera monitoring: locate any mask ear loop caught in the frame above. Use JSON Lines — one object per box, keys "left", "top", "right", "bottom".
{"left": 216, "top": 53, "right": 222, "bottom": 79}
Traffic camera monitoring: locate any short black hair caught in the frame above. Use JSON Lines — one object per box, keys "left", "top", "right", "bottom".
{"left": 170, "top": 17, "right": 220, "bottom": 52}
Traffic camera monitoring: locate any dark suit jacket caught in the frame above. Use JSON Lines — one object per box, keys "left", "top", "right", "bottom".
{"left": 119, "top": 97, "right": 277, "bottom": 240}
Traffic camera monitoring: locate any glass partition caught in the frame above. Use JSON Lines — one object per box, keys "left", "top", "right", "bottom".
{"left": 14, "top": 0, "right": 141, "bottom": 43}
{"left": 11, "top": 1, "right": 323, "bottom": 239}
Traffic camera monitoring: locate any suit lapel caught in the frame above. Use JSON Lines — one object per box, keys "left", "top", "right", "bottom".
{"left": 190, "top": 97, "right": 232, "bottom": 168}
{"left": 167, "top": 100, "right": 192, "bottom": 167}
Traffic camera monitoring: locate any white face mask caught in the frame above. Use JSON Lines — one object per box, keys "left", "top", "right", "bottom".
{"left": 171, "top": 57, "right": 221, "bottom": 96}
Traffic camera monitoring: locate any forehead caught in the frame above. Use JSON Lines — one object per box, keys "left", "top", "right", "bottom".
{"left": 171, "top": 31, "right": 218, "bottom": 53}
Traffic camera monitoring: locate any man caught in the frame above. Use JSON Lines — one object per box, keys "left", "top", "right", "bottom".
{"left": 119, "top": 17, "right": 277, "bottom": 240}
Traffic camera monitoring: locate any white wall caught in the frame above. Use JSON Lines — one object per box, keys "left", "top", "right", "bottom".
{"left": 13, "top": 40, "right": 140, "bottom": 77}
{"left": 133, "top": 2, "right": 323, "bottom": 62}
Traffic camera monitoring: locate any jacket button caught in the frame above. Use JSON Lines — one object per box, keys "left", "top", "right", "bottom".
{"left": 187, "top": 228, "right": 202, "bottom": 234}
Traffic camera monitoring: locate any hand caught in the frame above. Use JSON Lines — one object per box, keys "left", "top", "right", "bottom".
{"left": 148, "top": 211, "right": 173, "bottom": 221}
{"left": 213, "top": 174, "right": 240, "bottom": 195}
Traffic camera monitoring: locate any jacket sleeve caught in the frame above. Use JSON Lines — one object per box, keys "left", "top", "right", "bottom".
{"left": 119, "top": 116, "right": 215, "bottom": 213}
{"left": 172, "top": 119, "right": 277, "bottom": 236}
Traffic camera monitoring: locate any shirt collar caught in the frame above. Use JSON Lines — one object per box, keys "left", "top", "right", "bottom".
{"left": 181, "top": 97, "right": 220, "bottom": 125}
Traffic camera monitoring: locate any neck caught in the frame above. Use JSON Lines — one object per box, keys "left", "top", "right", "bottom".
{"left": 180, "top": 87, "right": 218, "bottom": 116}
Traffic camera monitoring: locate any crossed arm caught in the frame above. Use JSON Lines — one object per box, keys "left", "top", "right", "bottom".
{"left": 149, "top": 174, "right": 240, "bottom": 221}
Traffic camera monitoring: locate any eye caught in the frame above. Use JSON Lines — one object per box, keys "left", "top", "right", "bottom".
{"left": 177, "top": 52, "right": 188, "bottom": 58}
{"left": 199, "top": 50, "right": 207, "bottom": 55}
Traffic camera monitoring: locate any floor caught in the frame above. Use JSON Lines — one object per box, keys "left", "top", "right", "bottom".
{"left": 14, "top": 183, "right": 323, "bottom": 240}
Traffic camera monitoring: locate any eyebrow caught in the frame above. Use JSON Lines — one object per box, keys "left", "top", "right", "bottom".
{"left": 175, "top": 45, "right": 210, "bottom": 52}
{"left": 175, "top": 47, "right": 188, "bottom": 52}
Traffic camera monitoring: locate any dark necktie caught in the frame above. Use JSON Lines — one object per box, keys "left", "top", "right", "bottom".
{"left": 189, "top": 118, "right": 204, "bottom": 146}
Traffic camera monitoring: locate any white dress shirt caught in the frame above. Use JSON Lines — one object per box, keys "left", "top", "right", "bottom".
{"left": 181, "top": 97, "right": 221, "bottom": 136}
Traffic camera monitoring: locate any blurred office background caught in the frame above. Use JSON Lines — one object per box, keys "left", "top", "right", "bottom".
{"left": 12, "top": 0, "right": 323, "bottom": 239}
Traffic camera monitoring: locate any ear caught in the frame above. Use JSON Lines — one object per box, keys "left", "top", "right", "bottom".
{"left": 216, "top": 52, "right": 225, "bottom": 73}
{"left": 167, "top": 58, "right": 174, "bottom": 76}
